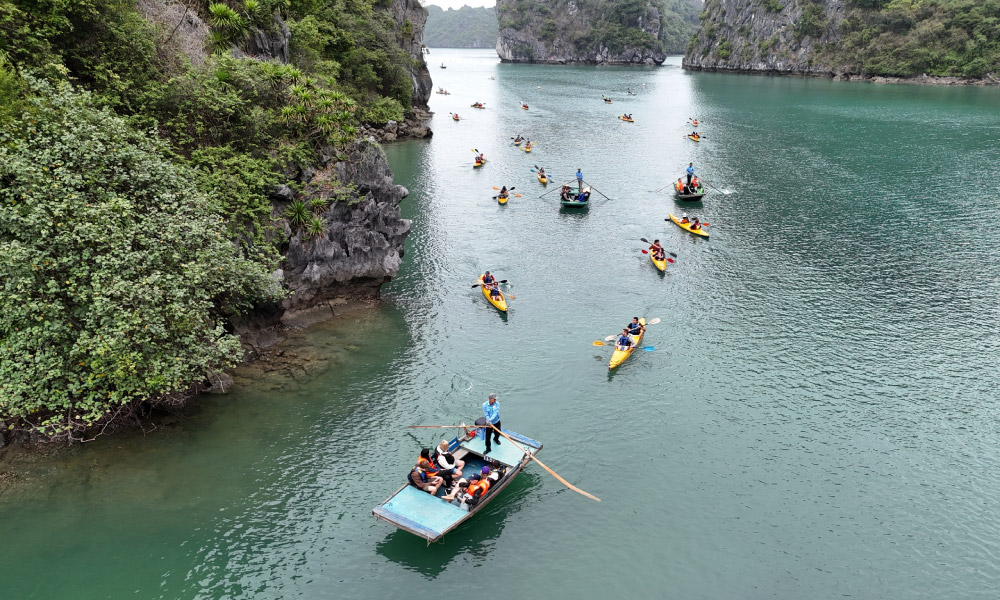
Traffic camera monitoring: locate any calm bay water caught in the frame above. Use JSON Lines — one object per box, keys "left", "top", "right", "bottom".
{"left": 3, "top": 50, "right": 1000, "bottom": 599}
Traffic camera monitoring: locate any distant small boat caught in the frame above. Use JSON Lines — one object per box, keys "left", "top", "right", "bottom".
{"left": 440, "top": 63, "right": 446, "bottom": 69}
{"left": 521, "top": 104, "right": 529, "bottom": 110}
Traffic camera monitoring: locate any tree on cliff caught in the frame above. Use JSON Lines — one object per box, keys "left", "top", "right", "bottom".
{"left": 0, "top": 81, "right": 281, "bottom": 440}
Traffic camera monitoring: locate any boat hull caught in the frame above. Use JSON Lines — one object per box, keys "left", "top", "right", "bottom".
{"left": 479, "top": 275, "right": 507, "bottom": 311}
{"left": 537, "top": 174, "right": 548, "bottom": 185}
{"left": 650, "top": 253, "right": 666, "bottom": 272}
{"left": 498, "top": 194, "right": 508, "bottom": 205}
{"left": 668, "top": 213, "right": 709, "bottom": 238}
{"left": 609, "top": 318, "right": 645, "bottom": 370}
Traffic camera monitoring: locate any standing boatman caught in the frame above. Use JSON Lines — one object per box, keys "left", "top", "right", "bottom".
{"left": 576, "top": 168, "right": 584, "bottom": 193}
{"left": 686, "top": 162, "right": 695, "bottom": 187}
{"left": 482, "top": 393, "right": 501, "bottom": 454}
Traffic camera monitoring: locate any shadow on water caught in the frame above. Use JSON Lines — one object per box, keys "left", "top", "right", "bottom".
{"left": 374, "top": 471, "right": 542, "bottom": 577}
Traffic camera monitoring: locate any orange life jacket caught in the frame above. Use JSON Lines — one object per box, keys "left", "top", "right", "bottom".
{"left": 467, "top": 478, "right": 490, "bottom": 498}
{"left": 417, "top": 457, "right": 438, "bottom": 476}
{"left": 692, "top": 177, "right": 699, "bottom": 187}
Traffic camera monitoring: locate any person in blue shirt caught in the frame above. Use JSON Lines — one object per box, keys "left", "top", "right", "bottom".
{"left": 576, "top": 168, "right": 583, "bottom": 193}
{"left": 482, "top": 393, "right": 501, "bottom": 454}
{"left": 615, "top": 329, "right": 633, "bottom": 351}
{"left": 686, "top": 162, "right": 695, "bottom": 186}
{"left": 626, "top": 317, "right": 644, "bottom": 337}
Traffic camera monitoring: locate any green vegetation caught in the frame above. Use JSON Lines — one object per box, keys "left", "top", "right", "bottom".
{"left": 497, "top": 0, "right": 701, "bottom": 56}
{"left": 424, "top": 5, "right": 498, "bottom": 48}
{"left": 838, "top": 0, "right": 1000, "bottom": 77}
{"left": 0, "top": 0, "right": 422, "bottom": 439}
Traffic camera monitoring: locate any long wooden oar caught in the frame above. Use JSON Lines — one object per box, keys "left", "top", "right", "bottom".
{"left": 407, "top": 424, "right": 600, "bottom": 502}
{"left": 488, "top": 424, "right": 600, "bottom": 502}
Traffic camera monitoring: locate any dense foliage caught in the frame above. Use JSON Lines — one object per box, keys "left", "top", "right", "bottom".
{"left": 837, "top": 0, "right": 1000, "bottom": 77}
{"left": 424, "top": 5, "right": 498, "bottom": 49}
{"left": 0, "top": 82, "right": 280, "bottom": 437}
{"left": 497, "top": 0, "right": 700, "bottom": 55}
{"left": 0, "top": 0, "right": 421, "bottom": 439}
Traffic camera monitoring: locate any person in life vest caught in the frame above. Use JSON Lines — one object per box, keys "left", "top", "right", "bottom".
{"left": 513, "top": 134, "right": 523, "bottom": 144}
{"left": 537, "top": 167, "right": 546, "bottom": 178}
{"left": 465, "top": 470, "right": 491, "bottom": 506}
{"left": 680, "top": 213, "right": 690, "bottom": 224}
{"left": 675, "top": 178, "right": 684, "bottom": 193}
{"left": 616, "top": 328, "right": 634, "bottom": 351}
{"left": 482, "top": 271, "right": 501, "bottom": 299}
{"left": 649, "top": 240, "right": 664, "bottom": 261}
{"left": 524, "top": 139, "right": 532, "bottom": 150}
{"left": 691, "top": 176, "right": 700, "bottom": 191}
{"left": 626, "top": 317, "right": 645, "bottom": 337}
{"left": 690, "top": 218, "right": 702, "bottom": 231}
{"left": 409, "top": 458, "right": 444, "bottom": 495}
{"left": 434, "top": 440, "right": 465, "bottom": 480}
{"left": 498, "top": 185, "right": 508, "bottom": 199}
{"left": 476, "top": 153, "right": 485, "bottom": 164}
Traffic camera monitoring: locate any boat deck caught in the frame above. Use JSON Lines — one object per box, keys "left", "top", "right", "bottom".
{"left": 373, "top": 430, "right": 541, "bottom": 542}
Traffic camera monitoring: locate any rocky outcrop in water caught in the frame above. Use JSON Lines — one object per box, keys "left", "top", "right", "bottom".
{"left": 234, "top": 141, "right": 411, "bottom": 349}
{"left": 684, "top": 0, "right": 846, "bottom": 75}
{"left": 495, "top": 0, "right": 668, "bottom": 65}
{"left": 685, "top": 0, "right": 1000, "bottom": 82}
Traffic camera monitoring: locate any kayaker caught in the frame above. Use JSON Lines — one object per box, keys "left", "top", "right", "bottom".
{"left": 680, "top": 214, "right": 690, "bottom": 224}
{"left": 537, "top": 167, "right": 546, "bottom": 178}
{"left": 514, "top": 134, "right": 523, "bottom": 143}
{"left": 482, "top": 393, "right": 501, "bottom": 454}
{"left": 626, "top": 317, "right": 645, "bottom": 337}
{"left": 524, "top": 140, "right": 532, "bottom": 150}
{"left": 615, "top": 329, "right": 634, "bottom": 351}
{"left": 686, "top": 162, "right": 695, "bottom": 186}
{"left": 476, "top": 153, "right": 485, "bottom": 163}
{"left": 690, "top": 218, "right": 702, "bottom": 231}
{"left": 649, "top": 240, "right": 664, "bottom": 260}
{"left": 691, "top": 176, "right": 700, "bottom": 190}
{"left": 499, "top": 185, "right": 508, "bottom": 197}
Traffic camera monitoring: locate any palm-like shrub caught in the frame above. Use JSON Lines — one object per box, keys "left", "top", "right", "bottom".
{"left": 285, "top": 200, "right": 309, "bottom": 227}
{"left": 306, "top": 217, "right": 327, "bottom": 239}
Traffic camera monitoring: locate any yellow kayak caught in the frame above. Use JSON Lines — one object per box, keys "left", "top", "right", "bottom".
{"left": 523, "top": 146, "right": 533, "bottom": 153}
{"left": 537, "top": 173, "right": 548, "bottom": 184}
{"left": 667, "top": 213, "right": 709, "bottom": 238}
{"left": 687, "top": 134, "right": 700, "bottom": 142}
{"left": 479, "top": 275, "right": 507, "bottom": 312}
{"left": 473, "top": 158, "right": 487, "bottom": 168}
{"left": 650, "top": 253, "right": 666, "bottom": 272}
{"left": 609, "top": 318, "right": 645, "bottom": 370}
{"left": 619, "top": 116, "right": 634, "bottom": 122}
{"left": 498, "top": 194, "right": 508, "bottom": 205}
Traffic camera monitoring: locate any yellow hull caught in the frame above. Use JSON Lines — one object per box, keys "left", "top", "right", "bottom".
{"left": 479, "top": 275, "right": 507, "bottom": 312}
{"left": 609, "top": 318, "right": 645, "bottom": 370}
{"left": 687, "top": 134, "right": 700, "bottom": 142}
{"left": 498, "top": 194, "right": 508, "bottom": 205}
{"left": 523, "top": 147, "right": 533, "bottom": 153}
{"left": 537, "top": 174, "right": 548, "bottom": 184}
{"left": 668, "top": 213, "right": 709, "bottom": 238}
{"left": 651, "top": 253, "right": 666, "bottom": 271}
{"left": 619, "top": 116, "right": 634, "bottom": 122}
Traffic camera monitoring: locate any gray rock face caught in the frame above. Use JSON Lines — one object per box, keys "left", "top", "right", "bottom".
{"left": 495, "top": 0, "right": 666, "bottom": 65}
{"left": 683, "top": 0, "right": 847, "bottom": 75}
{"left": 244, "top": 14, "right": 292, "bottom": 63}
{"left": 274, "top": 141, "right": 412, "bottom": 327}
{"left": 390, "top": 0, "right": 433, "bottom": 108}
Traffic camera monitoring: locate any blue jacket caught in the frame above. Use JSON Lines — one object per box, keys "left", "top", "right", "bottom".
{"left": 576, "top": 170, "right": 583, "bottom": 181}
{"left": 483, "top": 400, "right": 500, "bottom": 424}
{"left": 686, "top": 166, "right": 695, "bottom": 177}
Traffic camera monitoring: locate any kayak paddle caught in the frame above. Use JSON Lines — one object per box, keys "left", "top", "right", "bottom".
{"left": 471, "top": 279, "right": 508, "bottom": 288}
{"left": 592, "top": 340, "right": 655, "bottom": 351}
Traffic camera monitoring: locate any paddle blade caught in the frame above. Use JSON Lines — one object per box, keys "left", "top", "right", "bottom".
{"left": 507, "top": 293, "right": 516, "bottom": 300}
{"left": 604, "top": 335, "right": 617, "bottom": 341}
{"left": 647, "top": 318, "right": 661, "bottom": 325}
{"left": 641, "top": 249, "right": 649, "bottom": 254}
{"left": 592, "top": 341, "right": 607, "bottom": 346}
{"left": 642, "top": 346, "right": 655, "bottom": 351}
{"left": 515, "top": 194, "right": 522, "bottom": 198}
{"left": 666, "top": 258, "right": 674, "bottom": 263}
{"left": 640, "top": 237, "right": 650, "bottom": 243}
{"left": 492, "top": 187, "right": 499, "bottom": 190}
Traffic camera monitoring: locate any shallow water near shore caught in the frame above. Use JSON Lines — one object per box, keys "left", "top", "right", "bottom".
{"left": 3, "top": 50, "right": 1000, "bottom": 599}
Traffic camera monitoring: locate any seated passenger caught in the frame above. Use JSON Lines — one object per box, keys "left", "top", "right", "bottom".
{"left": 649, "top": 239, "right": 664, "bottom": 260}
{"left": 616, "top": 328, "right": 633, "bottom": 351}
{"left": 434, "top": 440, "right": 466, "bottom": 478}
{"left": 626, "top": 317, "right": 644, "bottom": 337}
{"left": 409, "top": 459, "right": 444, "bottom": 495}
{"left": 680, "top": 214, "right": 690, "bottom": 224}
{"left": 690, "top": 218, "right": 701, "bottom": 231}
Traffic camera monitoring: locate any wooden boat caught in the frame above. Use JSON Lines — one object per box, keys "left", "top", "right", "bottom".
{"left": 560, "top": 186, "right": 590, "bottom": 207}
{"left": 435, "top": 89, "right": 450, "bottom": 95}
{"left": 373, "top": 428, "right": 543, "bottom": 543}
{"left": 674, "top": 180, "right": 706, "bottom": 201}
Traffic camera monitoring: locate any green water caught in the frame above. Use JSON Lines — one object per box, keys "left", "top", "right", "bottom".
{"left": 3, "top": 50, "right": 1000, "bottom": 599}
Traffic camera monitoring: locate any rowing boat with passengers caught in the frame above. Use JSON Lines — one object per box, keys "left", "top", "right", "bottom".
{"left": 373, "top": 425, "right": 542, "bottom": 543}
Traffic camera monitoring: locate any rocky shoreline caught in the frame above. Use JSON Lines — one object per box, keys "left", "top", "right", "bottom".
{"left": 357, "top": 108, "right": 434, "bottom": 143}
{"left": 683, "top": 64, "right": 1000, "bottom": 87}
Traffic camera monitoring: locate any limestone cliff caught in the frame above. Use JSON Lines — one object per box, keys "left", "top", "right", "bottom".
{"left": 235, "top": 141, "right": 411, "bottom": 346}
{"left": 390, "top": 0, "right": 433, "bottom": 108}
{"left": 495, "top": 0, "right": 672, "bottom": 65}
{"left": 684, "top": 0, "right": 847, "bottom": 75}
{"left": 685, "top": 0, "right": 1000, "bottom": 81}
